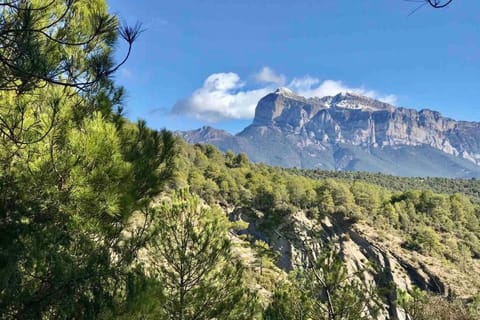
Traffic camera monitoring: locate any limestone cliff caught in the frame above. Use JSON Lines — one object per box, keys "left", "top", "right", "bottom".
{"left": 178, "top": 89, "right": 480, "bottom": 178}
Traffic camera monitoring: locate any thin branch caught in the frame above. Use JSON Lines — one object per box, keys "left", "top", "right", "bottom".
{"left": 427, "top": 0, "right": 454, "bottom": 8}
{"left": 408, "top": 2, "right": 428, "bottom": 16}
{"left": 405, "top": 0, "right": 454, "bottom": 15}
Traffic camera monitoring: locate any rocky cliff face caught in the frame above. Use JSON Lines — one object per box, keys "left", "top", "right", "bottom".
{"left": 228, "top": 206, "right": 470, "bottom": 320}
{"left": 179, "top": 89, "right": 480, "bottom": 178}
{"left": 249, "top": 89, "right": 480, "bottom": 159}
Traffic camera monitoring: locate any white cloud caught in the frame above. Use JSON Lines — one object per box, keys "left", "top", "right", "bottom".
{"left": 254, "top": 66, "right": 286, "bottom": 85}
{"left": 171, "top": 72, "right": 272, "bottom": 121}
{"left": 289, "top": 76, "right": 397, "bottom": 105}
{"left": 172, "top": 67, "right": 397, "bottom": 121}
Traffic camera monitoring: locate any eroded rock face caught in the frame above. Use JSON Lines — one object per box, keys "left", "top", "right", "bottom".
{"left": 229, "top": 208, "right": 451, "bottom": 320}
{"left": 249, "top": 90, "right": 480, "bottom": 160}
{"left": 179, "top": 89, "right": 480, "bottom": 177}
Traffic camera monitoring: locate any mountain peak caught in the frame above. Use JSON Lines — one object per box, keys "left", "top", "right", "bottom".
{"left": 274, "top": 87, "right": 298, "bottom": 97}
{"left": 179, "top": 88, "right": 480, "bottom": 177}
{"left": 177, "top": 126, "right": 232, "bottom": 142}
{"left": 253, "top": 89, "right": 397, "bottom": 127}
{"left": 275, "top": 87, "right": 293, "bottom": 93}
{"left": 253, "top": 88, "right": 311, "bottom": 126}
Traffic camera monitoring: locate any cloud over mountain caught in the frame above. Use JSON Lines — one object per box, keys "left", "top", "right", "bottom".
{"left": 290, "top": 76, "right": 397, "bottom": 104}
{"left": 172, "top": 67, "right": 396, "bottom": 121}
{"left": 171, "top": 72, "right": 271, "bottom": 121}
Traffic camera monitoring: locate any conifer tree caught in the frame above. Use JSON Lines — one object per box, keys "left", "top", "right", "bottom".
{"left": 148, "top": 190, "right": 256, "bottom": 320}
{"left": 0, "top": 1, "right": 175, "bottom": 318}
{"left": 266, "top": 245, "right": 380, "bottom": 320}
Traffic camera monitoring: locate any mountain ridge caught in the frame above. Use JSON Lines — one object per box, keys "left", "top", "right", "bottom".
{"left": 178, "top": 89, "right": 480, "bottom": 178}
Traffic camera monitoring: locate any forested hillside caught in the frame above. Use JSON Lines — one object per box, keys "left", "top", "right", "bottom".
{"left": 177, "top": 140, "right": 480, "bottom": 263}
{"left": 290, "top": 168, "right": 480, "bottom": 200}
{"left": 1, "top": 1, "right": 480, "bottom": 319}
{"left": 167, "top": 140, "right": 480, "bottom": 319}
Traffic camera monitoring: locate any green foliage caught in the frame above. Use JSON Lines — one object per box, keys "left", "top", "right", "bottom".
{"left": 145, "top": 190, "right": 256, "bottom": 320}
{"left": 397, "top": 288, "right": 477, "bottom": 320}
{"left": 175, "top": 139, "right": 480, "bottom": 266}
{"left": 2, "top": 3, "right": 480, "bottom": 316}
{"left": 290, "top": 168, "right": 480, "bottom": 201}
{"left": 171, "top": 140, "right": 480, "bottom": 317}
{"left": 0, "top": 103, "right": 176, "bottom": 318}
{"left": 405, "top": 226, "right": 442, "bottom": 255}
{"left": 264, "top": 276, "right": 313, "bottom": 320}
{"left": 253, "top": 240, "right": 276, "bottom": 276}
{"left": 351, "top": 181, "right": 382, "bottom": 216}
{"left": 0, "top": 1, "right": 174, "bottom": 318}
{"left": 265, "top": 245, "right": 381, "bottom": 320}
{"left": 316, "top": 184, "right": 335, "bottom": 216}
{"left": 0, "top": 0, "right": 139, "bottom": 93}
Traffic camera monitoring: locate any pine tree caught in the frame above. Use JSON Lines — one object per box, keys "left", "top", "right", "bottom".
{"left": 266, "top": 245, "right": 381, "bottom": 320}
{"left": 0, "top": 0, "right": 140, "bottom": 93}
{"left": 0, "top": 1, "right": 175, "bottom": 318}
{"left": 148, "top": 190, "right": 255, "bottom": 320}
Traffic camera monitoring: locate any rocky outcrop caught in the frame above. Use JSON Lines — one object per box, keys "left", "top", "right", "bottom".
{"left": 179, "top": 89, "right": 480, "bottom": 178}
{"left": 229, "top": 208, "right": 452, "bottom": 320}
{"left": 247, "top": 90, "right": 478, "bottom": 159}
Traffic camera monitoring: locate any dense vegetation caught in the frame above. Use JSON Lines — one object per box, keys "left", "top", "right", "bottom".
{"left": 289, "top": 168, "right": 480, "bottom": 200}
{"left": 176, "top": 141, "right": 480, "bottom": 266}
{"left": 171, "top": 140, "right": 480, "bottom": 318}
{"left": 0, "top": 1, "right": 175, "bottom": 318}
{"left": 0, "top": 1, "right": 479, "bottom": 319}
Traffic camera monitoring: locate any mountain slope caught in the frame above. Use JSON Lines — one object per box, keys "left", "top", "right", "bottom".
{"left": 178, "top": 88, "right": 480, "bottom": 178}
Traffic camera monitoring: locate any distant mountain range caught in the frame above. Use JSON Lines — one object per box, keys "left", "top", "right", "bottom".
{"left": 178, "top": 88, "right": 480, "bottom": 178}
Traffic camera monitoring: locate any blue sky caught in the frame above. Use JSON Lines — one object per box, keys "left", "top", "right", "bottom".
{"left": 108, "top": 0, "right": 480, "bottom": 134}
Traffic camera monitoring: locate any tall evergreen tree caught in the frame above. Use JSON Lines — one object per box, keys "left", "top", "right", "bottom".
{"left": 148, "top": 190, "right": 255, "bottom": 320}
{"left": 0, "top": 1, "right": 175, "bottom": 318}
